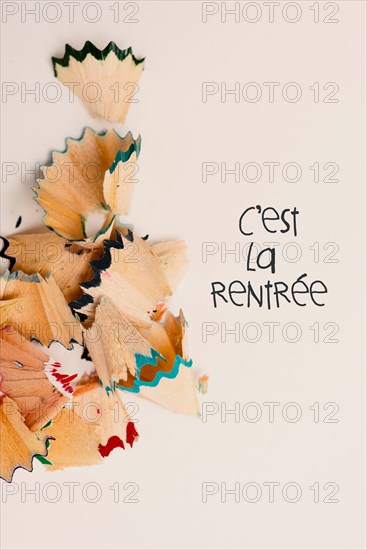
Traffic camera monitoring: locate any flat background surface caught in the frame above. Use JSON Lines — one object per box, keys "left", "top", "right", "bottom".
{"left": 0, "top": 1, "right": 366, "bottom": 549}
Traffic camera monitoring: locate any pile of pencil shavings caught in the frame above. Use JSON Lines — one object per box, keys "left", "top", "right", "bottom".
{"left": 0, "top": 41, "right": 208, "bottom": 483}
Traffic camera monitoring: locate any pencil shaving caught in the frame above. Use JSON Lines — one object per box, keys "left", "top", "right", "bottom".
{"left": 45, "top": 382, "right": 135, "bottom": 470}
{"left": 0, "top": 396, "right": 52, "bottom": 483}
{"left": 52, "top": 41, "right": 144, "bottom": 123}
{"left": 0, "top": 38, "right": 207, "bottom": 482}
{"left": 72, "top": 232, "right": 172, "bottom": 327}
{"left": 0, "top": 271, "right": 83, "bottom": 348}
{"left": 34, "top": 128, "right": 140, "bottom": 241}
